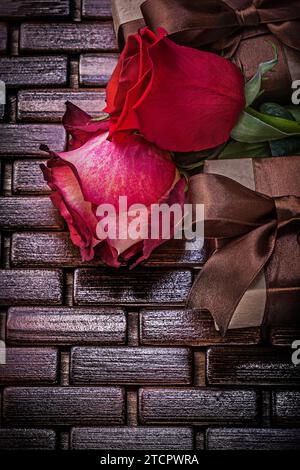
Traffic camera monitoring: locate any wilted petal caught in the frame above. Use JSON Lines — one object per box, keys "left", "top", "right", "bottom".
{"left": 90, "top": 176, "right": 185, "bottom": 268}
{"left": 56, "top": 132, "right": 177, "bottom": 209}
{"left": 41, "top": 161, "right": 99, "bottom": 261}
{"left": 95, "top": 241, "right": 121, "bottom": 268}
{"left": 130, "top": 177, "right": 186, "bottom": 267}
{"left": 63, "top": 101, "right": 109, "bottom": 150}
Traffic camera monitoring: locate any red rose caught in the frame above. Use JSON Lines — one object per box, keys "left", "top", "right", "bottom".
{"left": 41, "top": 103, "right": 185, "bottom": 267}
{"left": 104, "top": 27, "right": 245, "bottom": 152}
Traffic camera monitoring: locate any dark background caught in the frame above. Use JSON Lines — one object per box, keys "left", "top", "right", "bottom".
{"left": 0, "top": 0, "right": 300, "bottom": 451}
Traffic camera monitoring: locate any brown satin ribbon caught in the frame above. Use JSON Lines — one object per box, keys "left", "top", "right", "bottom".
{"left": 187, "top": 173, "right": 300, "bottom": 335}
{"left": 119, "top": 18, "right": 146, "bottom": 50}
{"left": 141, "top": 0, "right": 300, "bottom": 55}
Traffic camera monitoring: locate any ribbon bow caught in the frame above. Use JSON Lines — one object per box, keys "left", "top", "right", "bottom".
{"left": 187, "top": 173, "right": 300, "bottom": 334}
{"left": 141, "top": 0, "right": 300, "bottom": 55}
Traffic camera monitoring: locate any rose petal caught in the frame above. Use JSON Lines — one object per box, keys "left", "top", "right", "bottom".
{"left": 105, "top": 27, "right": 158, "bottom": 117}
{"left": 129, "top": 177, "right": 186, "bottom": 268}
{"left": 91, "top": 176, "right": 186, "bottom": 268}
{"left": 105, "top": 28, "right": 245, "bottom": 152}
{"left": 105, "top": 34, "right": 141, "bottom": 116}
{"left": 95, "top": 241, "right": 121, "bottom": 268}
{"left": 41, "top": 160, "right": 99, "bottom": 261}
{"left": 63, "top": 101, "right": 109, "bottom": 150}
{"left": 56, "top": 132, "right": 177, "bottom": 209}
{"left": 135, "top": 36, "right": 245, "bottom": 152}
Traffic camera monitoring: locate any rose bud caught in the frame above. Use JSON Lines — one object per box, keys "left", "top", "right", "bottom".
{"left": 41, "top": 103, "right": 185, "bottom": 267}
{"left": 104, "top": 27, "right": 245, "bottom": 153}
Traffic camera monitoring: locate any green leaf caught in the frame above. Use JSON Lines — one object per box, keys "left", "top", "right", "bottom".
{"left": 285, "top": 106, "right": 300, "bottom": 122}
{"left": 258, "top": 103, "right": 300, "bottom": 156}
{"left": 91, "top": 114, "right": 109, "bottom": 122}
{"left": 260, "top": 102, "right": 295, "bottom": 121}
{"left": 218, "top": 140, "right": 270, "bottom": 159}
{"left": 244, "top": 43, "right": 278, "bottom": 107}
{"left": 270, "top": 137, "right": 300, "bottom": 157}
{"left": 232, "top": 108, "right": 300, "bottom": 143}
{"left": 248, "top": 107, "right": 300, "bottom": 133}
{"left": 231, "top": 110, "right": 290, "bottom": 142}
{"left": 177, "top": 160, "right": 205, "bottom": 171}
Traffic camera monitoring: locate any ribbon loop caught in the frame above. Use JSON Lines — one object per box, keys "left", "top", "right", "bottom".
{"left": 139, "top": 0, "right": 300, "bottom": 54}
{"left": 236, "top": 5, "right": 260, "bottom": 26}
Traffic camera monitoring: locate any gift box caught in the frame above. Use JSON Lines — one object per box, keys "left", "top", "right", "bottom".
{"left": 187, "top": 156, "right": 300, "bottom": 333}
{"left": 112, "top": 0, "right": 300, "bottom": 103}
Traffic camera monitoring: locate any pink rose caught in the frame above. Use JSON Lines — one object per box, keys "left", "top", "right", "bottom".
{"left": 41, "top": 103, "right": 185, "bottom": 267}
